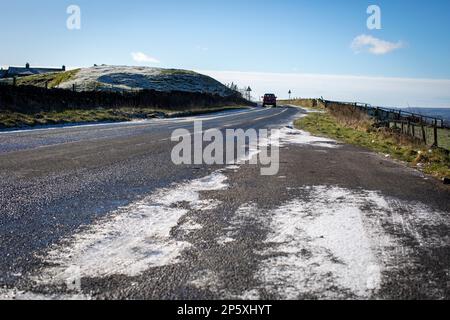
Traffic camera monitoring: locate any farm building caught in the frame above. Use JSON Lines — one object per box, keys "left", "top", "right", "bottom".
{"left": 0, "top": 63, "right": 65, "bottom": 79}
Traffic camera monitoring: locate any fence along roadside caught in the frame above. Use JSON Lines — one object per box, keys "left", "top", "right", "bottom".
{"left": 322, "top": 99, "right": 449, "bottom": 150}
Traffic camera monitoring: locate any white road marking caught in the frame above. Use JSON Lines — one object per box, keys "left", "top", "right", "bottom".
{"left": 0, "top": 108, "right": 261, "bottom": 136}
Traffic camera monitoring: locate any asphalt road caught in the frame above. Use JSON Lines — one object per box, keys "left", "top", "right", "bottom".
{"left": 0, "top": 106, "right": 449, "bottom": 300}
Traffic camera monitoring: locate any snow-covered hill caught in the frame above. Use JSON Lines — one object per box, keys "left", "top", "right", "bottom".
{"left": 57, "top": 66, "right": 234, "bottom": 96}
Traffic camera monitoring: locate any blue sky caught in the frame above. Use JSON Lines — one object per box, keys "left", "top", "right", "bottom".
{"left": 1, "top": 0, "right": 449, "bottom": 106}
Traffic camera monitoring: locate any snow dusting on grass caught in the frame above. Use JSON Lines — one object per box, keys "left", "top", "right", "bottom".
{"left": 57, "top": 65, "right": 233, "bottom": 96}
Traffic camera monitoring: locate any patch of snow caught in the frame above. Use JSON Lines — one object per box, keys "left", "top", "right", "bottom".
{"left": 238, "top": 289, "right": 261, "bottom": 300}
{"left": 216, "top": 236, "right": 235, "bottom": 245}
{"left": 257, "top": 186, "right": 448, "bottom": 299}
{"left": 268, "top": 126, "right": 339, "bottom": 148}
{"left": 34, "top": 172, "right": 228, "bottom": 286}
{"left": 179, "top": 218, "right": 203, "bottom": 232}
{"left": 189, "top": 270, "right": 221, "bottom": 292}
{"left": 239, "top": 122, "right": 340, "bottom": 164}
{"left": 154, "top": 172, "right": 227, "bottom": 208}
{"left": 219, "top": 203, "right": 259, "bottom": 245}
{"left": 0, "top": 288, "right": 89, "bottom": 300}
{"left": 188, "top": 269, "right": 261, "bottom": 300}
{"left": 191, "top": 199, "right": 223, "bottom": 211}
{"left": 258, "top": 187, "right": 387, "bottom": 299}
{"left": 237, "top": 148, "right": 261, "bottom": 163}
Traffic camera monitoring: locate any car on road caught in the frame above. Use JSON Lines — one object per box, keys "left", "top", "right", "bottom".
{"left": 262, "top": 93, "right": 277, "bottom": 108}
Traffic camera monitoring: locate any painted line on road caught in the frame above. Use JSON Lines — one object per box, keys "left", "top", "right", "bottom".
{"left": 0, "top": 108, "right": 292, "bottom": 154}
{"left": 0, "top": 108, "right": 260, "bottom": 136}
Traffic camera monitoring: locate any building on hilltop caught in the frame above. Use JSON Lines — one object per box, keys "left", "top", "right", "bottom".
{"left": 0, "top": 68, "right": 7, "bottom": 79}
{"left": 0, "top": 63, "right": 66, "bottom": 79}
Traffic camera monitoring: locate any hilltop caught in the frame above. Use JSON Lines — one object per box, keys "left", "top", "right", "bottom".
{"left": 0, "top": 66, "right": 253, "bottom": 129}
{"left": 16, "top": 65, "right": 234, "bottom": 97}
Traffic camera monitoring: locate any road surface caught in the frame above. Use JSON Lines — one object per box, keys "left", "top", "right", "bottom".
{"left": 0, "top": 106, "right": 449, "bottom": 300}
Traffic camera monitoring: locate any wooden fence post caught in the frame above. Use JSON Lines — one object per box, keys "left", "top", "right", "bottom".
{"left": 433, "top": 120, "right": 438, "bottom": 147}
{"left": 412, "top": 123, "right": 415, "bottom": 138}
{"left": 421, "top": 125, "right": 427, "bottom": 145}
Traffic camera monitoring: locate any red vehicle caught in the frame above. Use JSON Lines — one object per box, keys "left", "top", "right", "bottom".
{"left": 262, "top": 93, "right": 277, "bottom": 108}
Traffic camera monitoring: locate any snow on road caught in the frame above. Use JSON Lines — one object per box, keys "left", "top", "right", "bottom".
{"left": 189, "top": 184, "right": 448, "bottom": 300}
{"left": 216, "top": 186, "right": 447, "bottom": 299}
{"left": 3, "top": 111, "right": 447, "bottom": 299}
{"left": 258, "top": 186, "right": 388, "bottom": 299}
{"left": 240, "top": 122, "right": 340, "bottom": 165}
{"left": 0, "top": 289, "right": 89, "bottom": 300}
{"left": 34, "top": 172, "right": 228, "bottom": 286}
{"left": 268, "top": 126, "right": 339, "bottom": 148}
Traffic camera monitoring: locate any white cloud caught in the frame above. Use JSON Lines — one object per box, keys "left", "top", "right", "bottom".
{"left": 197, "top": 69, "right": 450, "bottom": 108}
{"left": 196, "top": 46, "right": 209, "bottom": 51}
{"left": 351, "top": 34, "right": 404, "bottom": 55}
{"left": 131, "top": 52, "right": 160, "bottom": 64}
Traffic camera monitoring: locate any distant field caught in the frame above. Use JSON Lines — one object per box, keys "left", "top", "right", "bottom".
{"left": 431, "top": 127, "right": 450, "bottom": 150}
{"left": 401, "top": 108, "right": 450, "bottom": 125}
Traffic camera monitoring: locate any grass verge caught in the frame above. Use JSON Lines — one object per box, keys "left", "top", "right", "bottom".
{"left": 279, "top": 98, "right": 326, "bottom": 110}
{"left": 16, "top": 69, "right": 81, "bottom": 88}
{"left": 0, "top": 106, "right": 248, "bottom": 130}
{"left": 294, "top": 111, "right": 450, "bottom": 180}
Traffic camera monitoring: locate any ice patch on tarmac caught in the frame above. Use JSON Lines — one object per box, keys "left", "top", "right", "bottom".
{"left": 179, "top": 217, "right": 203, "bottom": 232}
{"left": 241, "top": 124, "right": 339, "bottom": 163}
{"left": 266, "top": 126, "right": 339, "bottom": 149}
{"left": 221, "top": 186, "right": 448, "bottom": 300}
{"left": 216, "top": 236, "right": 235, "bottom": 245}
{"left": 260, "top": 186, "right": 386, "bottom": 299}
{"left": 35, "top": 172, "right": 228, "bottom": 285}
{"left": 191, "top": 199, "right": 223, "bottom": 211}
{"left": 189, "top": 270, "right": 221, "bottom": 292}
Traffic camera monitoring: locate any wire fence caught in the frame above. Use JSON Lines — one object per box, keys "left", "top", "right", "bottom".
{"left": 322, "top": 99, "right": 450, "bottom": 150}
